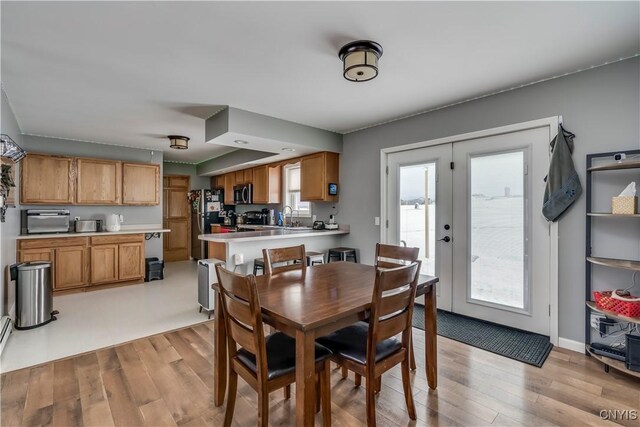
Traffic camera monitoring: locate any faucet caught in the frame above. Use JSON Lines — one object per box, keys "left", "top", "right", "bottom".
{"left": 283, "top": 205, "right": 293, "bottom": 228}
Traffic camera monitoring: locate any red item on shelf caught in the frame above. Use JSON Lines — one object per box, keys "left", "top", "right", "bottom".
{"left": 594, "top": 290, "right": 640, "bottom": 318}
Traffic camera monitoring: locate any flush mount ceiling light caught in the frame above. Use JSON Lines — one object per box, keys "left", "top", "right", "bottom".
{"left": 234, "top": 139, "right": 249, "bottom": 145}
{"left": 338, "top": 40, "right": 383, "bottom": 82}
{"left": 168, "top": 135, "right": 189, "bottom": 150}
{"left": 281, "top": 148, "right": 296, "bottom": 152}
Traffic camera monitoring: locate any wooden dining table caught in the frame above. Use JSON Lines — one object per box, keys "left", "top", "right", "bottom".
{"left": 212, "top": 261, "right": 439, "bottom": 426}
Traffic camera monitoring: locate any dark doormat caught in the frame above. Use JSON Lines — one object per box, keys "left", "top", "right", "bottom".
{"left": 412, "top": 305, "right": 553, "bottom": 367}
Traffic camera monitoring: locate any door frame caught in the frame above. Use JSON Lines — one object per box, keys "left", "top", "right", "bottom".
{"left": 380, "top": 116, "right": 560, "bottom": 346}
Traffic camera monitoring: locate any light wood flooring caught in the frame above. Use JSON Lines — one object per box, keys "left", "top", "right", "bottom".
{"left": 1, "top": 321, "right": 639, "bottom": 427}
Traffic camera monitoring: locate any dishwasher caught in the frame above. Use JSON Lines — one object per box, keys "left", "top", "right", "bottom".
{"left": 197, "top": 258, "right": 225, "bottom": 319}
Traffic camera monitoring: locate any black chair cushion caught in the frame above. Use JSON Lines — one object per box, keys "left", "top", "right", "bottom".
{"left": 316, "top": 321, "right": 402, "bottom": 365}
{"left": 236, "top": 332, "right": 332, "bottom": 380}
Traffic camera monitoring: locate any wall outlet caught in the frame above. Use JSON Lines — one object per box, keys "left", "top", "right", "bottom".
{"left": 233, "top": 253, "right": 244, "bottom": 265}
{"left": 374, "top": 216, "right": 380, "bottom": 226}
{"left": 118, "top": 214, "right": 124, "bottom": 223}
{"left": 74, "top": 216, "right": 80, "bottom": 222}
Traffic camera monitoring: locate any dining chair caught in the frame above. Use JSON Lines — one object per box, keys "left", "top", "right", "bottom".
{"left": 375, "top": 243, "right": 420, "bottom": 371}
{"left": 262, "top": 244, "right": 307, "bottom": 275}
{"left": 215, "top": 265, "right": 333, "bottom": 427}
{"left": 317, "top": 262, "right": 420, "bottom": 427}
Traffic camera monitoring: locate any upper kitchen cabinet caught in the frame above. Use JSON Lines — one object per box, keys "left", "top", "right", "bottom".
{"left": 122, "top": 162, "right": 160, "bottom": 205}
{"left": 76, "top": 158, "right": 122, "bottom": 205}
{"left": 212, "top": 175, "right": 225, "bottom": 189}
{"left": 224, "top": 173, "right": 235, "bottom": 205}
{"left": 252, "top": 164, "right": 281, "bottom": 204}
{"left": 235, "top": 170, "right": 245, "bottom": 185}
{"left": 21, "top": 153, "right": 75, "bottom": 204}
{"left": 300, "top": 152, "right": 339, "bottom": 202}
{"left": 243, "top": 168, "right": 253, "bottom": 185}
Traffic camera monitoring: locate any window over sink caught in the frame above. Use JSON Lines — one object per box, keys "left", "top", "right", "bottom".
{"left": 283, "top": 163, "right": 311, "bottom": 217}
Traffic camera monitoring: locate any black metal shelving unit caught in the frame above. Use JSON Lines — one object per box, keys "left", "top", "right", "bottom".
{"left": 585, "top": 149, "right": 640, "bottom": 379}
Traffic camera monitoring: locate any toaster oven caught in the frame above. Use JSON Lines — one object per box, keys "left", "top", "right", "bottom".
{"left": 21, "top": 209, "right": 71, "bottom": 234}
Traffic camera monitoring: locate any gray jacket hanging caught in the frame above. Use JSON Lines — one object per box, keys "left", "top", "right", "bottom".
{"left": 542, "top": 125, "right": 581, "bottom": 222}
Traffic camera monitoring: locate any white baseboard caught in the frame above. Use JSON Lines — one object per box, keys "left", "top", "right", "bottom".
{"left": 558, "top": 337, "right": 585, "bottom": 353}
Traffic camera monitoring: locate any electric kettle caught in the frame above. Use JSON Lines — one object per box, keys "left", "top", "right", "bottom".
{"left": 106, "top": 214, "right": 121, "bottom": 232}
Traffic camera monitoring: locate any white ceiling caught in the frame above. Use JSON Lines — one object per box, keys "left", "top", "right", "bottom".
{"left": 2, "top": 1, "right": 638, "bottom": 163}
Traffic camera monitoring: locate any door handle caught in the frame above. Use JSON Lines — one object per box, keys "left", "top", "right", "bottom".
{"left": 438, "top": 236, "right": 451, "bottom": 243}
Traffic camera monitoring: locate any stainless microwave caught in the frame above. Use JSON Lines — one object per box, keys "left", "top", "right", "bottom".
{"left": 233, "top": 183, "right": 253, "bottom": 204}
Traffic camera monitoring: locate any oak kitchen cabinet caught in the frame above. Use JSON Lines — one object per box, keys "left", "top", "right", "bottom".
{"left": 90, "top": 235, "right": 145, "bottom": 284}
{"left": 300, "top": 151, "right": 339, "bottom": 202}
{"left": 76, "top": 158, "right": 122, "bottom": 204}
{"left": 122, "top": 162, "right": 160, "bottom": 205}
{"left": 224, "top": 172, "right": 236, "bottom": 205}
{"left": 17, "top": 234, "right": 145, "bottom": 292}
{"left": 21, "top": 153, "right": 160, "bottom": 206}
{"left": 18, "top": 237, "right": 89, "bottom": 291}
{"left": 21, "top": 154, "right": 75, "bottom": 204}
{"left": 252, "top": 164, "right": 281, "bottom": 204}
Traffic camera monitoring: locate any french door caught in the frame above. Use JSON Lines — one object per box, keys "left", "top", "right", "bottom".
{"left": 384, "top": 122, "right": 555, "bottom": 336}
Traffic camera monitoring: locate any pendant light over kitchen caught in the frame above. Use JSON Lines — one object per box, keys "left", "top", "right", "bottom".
{"left": 168, "top": 135, "right": 189, "bottom": 150}
{"left": 338, "top": 40, "right": 383, "bottom": 82}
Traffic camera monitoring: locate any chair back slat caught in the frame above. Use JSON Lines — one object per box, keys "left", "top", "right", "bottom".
{"left": 215, "top": 265, "right": 268, "bottom": 379}
{"left": 227, "top": 318, "right": 258, "bottom": 354}
{"left": 366, "top": 261, "right": 420, "bottom": 365}
{"left": 376, "top": 310, "right": 410, "bottom": 342}
{"left": 378, "top": 286, "right": 414, "bottom": 318}
{"left": 375, "top": 243, "right": 419, "bottom": 269}
{"left": 263, "top": 245, "right": 307, "bottom": 275}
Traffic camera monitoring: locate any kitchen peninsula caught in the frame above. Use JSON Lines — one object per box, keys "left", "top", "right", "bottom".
{"left": 198, "top": 226, "right": 349, "bottom": 273}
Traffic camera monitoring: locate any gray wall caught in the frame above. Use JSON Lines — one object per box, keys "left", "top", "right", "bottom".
{"left": 0, "top": 89, "right": 22, "bottom": 317}
{"left": 163, "top": 162, "right": 210, "bottom": 190}
{"left": 20, "top": 135, "right": 164, "bottom": 258}
{"left": 340, "top": 57, "right": 640, "bottom": 343}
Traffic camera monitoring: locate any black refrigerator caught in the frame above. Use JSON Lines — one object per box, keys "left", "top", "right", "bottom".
{"left": 189, "top": 189, "right": 225, "bottom": 260}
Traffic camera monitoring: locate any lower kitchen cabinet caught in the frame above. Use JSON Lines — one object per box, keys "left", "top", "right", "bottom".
{"left": 90, "top": 244, "right": 119, "bottom": 284}
{"left": 54, "top": 246, "right": 88, "bottom": 290}
{"left": 118, "top": 242, "right": 144, "bottom": 281}
{"left": 18, "top": 234, "right": 145, "bottom": 293}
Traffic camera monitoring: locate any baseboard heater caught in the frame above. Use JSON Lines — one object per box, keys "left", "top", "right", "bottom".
{"left": 0, "top": 316, "right": 13, "bottom": 356}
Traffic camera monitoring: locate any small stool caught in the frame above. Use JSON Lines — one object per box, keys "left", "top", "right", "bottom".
{"left": 306, "top": 251, "right": 325, "bottom": 266}
{"left": 145, "top": 257, "right": 165, "bottom": 282}
{"left": 328, "top": 247, "right": 358, "bottom": 263}
{"left": 253, "top": 258, "right": 265, "bottom": 275}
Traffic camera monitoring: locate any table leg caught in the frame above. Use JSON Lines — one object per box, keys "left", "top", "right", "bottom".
{"left": 424, "top": 285, "right": 438, "bottom": 389}
{"left": 296, "top": 329, "right": 316, "bottom": 426}
{"left": 214, "top": 292, "right": 227, "bottom": 406}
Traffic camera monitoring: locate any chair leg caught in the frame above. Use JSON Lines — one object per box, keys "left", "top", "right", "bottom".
{"left": 375, "top": 376, "right": 381, "bottom": 394}
{"left": 316, "top": 373, "right": 321, "bottom": 414}
{"left": 284, "top": 385, "right": 291, "bottom": 400}
{"left": 354, "top": 373, "right": 361, "bottom": 387}
{"left": 401, "top": 358, "right": 417, "bottom": 420}
{"left": 409, "top": 336, "right": 417, "bottom": 371}
{"left": 366, "top": 374, "right": 376, "bottom": 427}
{"left": 341, "top": 365, "right": 348, "bottom": 379}
{"left": 321, "top": 360, "right": 331, "bottom": 427}
{"left": 258, "top": 387, "right": 269, "bottom": 427}
{"left": 223, "top": 370, "right": 238, "bottom": 427}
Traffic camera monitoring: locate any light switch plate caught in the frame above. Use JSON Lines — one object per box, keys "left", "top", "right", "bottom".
{"left": 374, "top": 216, "right": 380, "bottom": 226}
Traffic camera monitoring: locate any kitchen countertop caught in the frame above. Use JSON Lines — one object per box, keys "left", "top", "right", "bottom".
{"left": 17, "top": 226, "right": 170, "bottom": 240}
{"left": 198, "top": 227, "right": 348, "bottom": 243}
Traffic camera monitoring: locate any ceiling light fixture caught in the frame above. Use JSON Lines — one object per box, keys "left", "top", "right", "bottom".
{"left": 234, "top": 140, "right": 249, "bottom": 145}
{"left": 338, "top": 40, "right": 383, "bottom": 82}
{"left": 168, "top": 135, "right": 189, "bottom": 150}
{"left": 281, "top": 148, "right": 296, "bottom": 152}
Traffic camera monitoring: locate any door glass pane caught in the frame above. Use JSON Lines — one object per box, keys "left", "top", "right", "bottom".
{"left": 470, "top": 151, "right": 525, "bottom": 309}
{"left": 399, "top": 163, "right": 436, "bottom": 276}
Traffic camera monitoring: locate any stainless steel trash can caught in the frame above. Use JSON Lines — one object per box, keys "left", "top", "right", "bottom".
{"left": 10, "top": 262, "right": 58, "bottom": 330}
